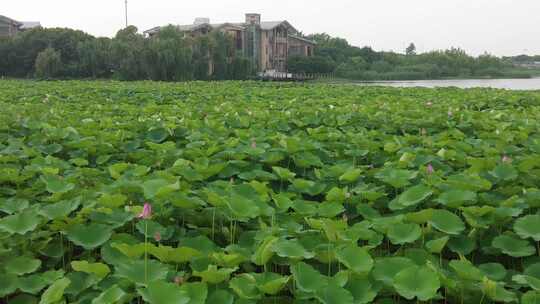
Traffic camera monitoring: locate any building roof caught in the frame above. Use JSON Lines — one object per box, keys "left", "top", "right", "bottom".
{"left": 20, "top": 21, "right": 41, "bottom": 30}
{"left": 144, "top": 19, "right": 300, "bottom": 35}
{"left": 0, "top": 15, "right": 22, "bottom": 26}
{"left": 289, "top": 34, "right": 317, "bottom": 45}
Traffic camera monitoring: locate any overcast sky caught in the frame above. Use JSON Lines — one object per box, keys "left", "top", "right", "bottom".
{"left": 4, "top": 0, "right": 540, "bottom": 56}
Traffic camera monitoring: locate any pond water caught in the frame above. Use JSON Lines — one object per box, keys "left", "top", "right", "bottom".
{"left": 355, "top": 78, "right": 540, "bottom": 90}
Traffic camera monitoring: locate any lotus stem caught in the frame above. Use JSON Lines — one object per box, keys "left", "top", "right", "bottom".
{"left": 144, "top": 220, "right": 148, "bottom": 284}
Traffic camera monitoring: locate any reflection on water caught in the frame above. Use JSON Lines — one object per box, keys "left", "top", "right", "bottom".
{"left": 355, "top": 78, "right": 540, "bottom": 90}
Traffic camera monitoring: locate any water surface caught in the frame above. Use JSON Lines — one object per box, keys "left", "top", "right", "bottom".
{"left": 356, "top": 78, "right": 540, "bottom": 90}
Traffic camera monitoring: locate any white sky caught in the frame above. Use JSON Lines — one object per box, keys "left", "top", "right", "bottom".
{"left": 4, "top": 0, "right": 540, "bottom": 56}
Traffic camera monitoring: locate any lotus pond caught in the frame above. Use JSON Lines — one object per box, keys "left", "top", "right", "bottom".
{"left": 2, "top": 80, "right": 540, "bottom": 304}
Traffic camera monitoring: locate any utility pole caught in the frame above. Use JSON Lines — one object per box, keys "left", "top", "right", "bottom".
{"left": 125, "top": 0, "right": 128, "bottom": 27}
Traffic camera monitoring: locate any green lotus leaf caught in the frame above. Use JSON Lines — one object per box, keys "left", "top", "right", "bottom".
{"left": 326, "top": 187, "right": 348, "bottom": 203}
{"left": 492, "top": 234, "right": 535, "bottom": 257}
{"left": 344, "top": 274, "right": 379, "bottom": 304}
{"left": 142, "top": 179, "right": 180, "bottom": 199}
{"left": 39, "top": 198, "right": 80, "bottom": 220}
{"left": 291, "top": 262, "right": 327, "bottom": 292}
{"left": 448, "top": 235, "right": 476, "bottom": 255}
{"left": 63, "top": 272, "right": 96, "bottom": 297}
{"left": 387, "top": 223, "right": 422, "bottom": 245}
{"left": 206, "top": 290, "right": 234, "bottom": 304}
{"left": 39, "top": 277, "right": 71, "bottom": 304}
{"left": 293, "top": 152, "right": 323, "bottom": 168}
{"left": 139, "top": 281, "right": 189, "bottom": 304}
{"left": 513, "top": 275, "right": 540, "bottom": 290}
{"left": 372, "top": 257, "right": 415, "bottom": 286}
{"left": 514, "top": 215, "right": 540, "bottom": 241}
{"left": 65, "top": 224, "right": 112, "bottom": 250}
{"left": 525, "top": 263, "right": 540, "bottom": 278}
{"left": 272, "top": 238, "right": 315, "bottom": 260}
{"left": 111, "top": 242, "right": 147, "bottom": 259}
{"left": 479, "top": 263, "right": 507, "bottom": 281}
{"left": 389, "top": 184, "right": 432, "bottom": 210}
{"left": 181, "top": 236, "right": 219, "bottom": 254}
{"left": 192, "top": 265, "right": 237, "bottom": 284}
{"left": 429, "top": 209, "right": 465, "bottom": 235}
{"left": 5, "top": 256, "right": 42, "bottom": 275}
{"left": 315, "top": 281, "right": 354, "bottom": 304}
{"left": 146, "top": 127, "right": 170, "bottom": 143}
{"left": 252, "top": 236, "right": 279, "bottom": 266}
{"left": 335, "top": 245, "right": 373, "bottom": 273}
{"left": 449, "top": 259, "right": 483, "bottom": 281}
{"left": 229, "top": 274, "right": 261, "bottom": 300}
{"left": 135, "top": 220, "right": 173, "bottom": 241}
{"left": 272, "top": 166, "right": 296, "bottom": 180}
{"left": 0, "top": 198, "right": 29, "bottom": 214}
{"left": 149, "top": 245, "right": 201, "bottom": 263}
{"left": 0, "top": 273, "right": 18, "bottom": 297}
{"left": 91, "top": 285, "right": 128, "bottom": 304}
{"left": 393, "top": 265, "right": 440, "bottom": 301}
{"left": 0, "top": 209, "right": 41, "bottom": 235}
{"left": 253, "top": 272, "right": 290, "bottom": 295}
{"left": 339, "top": 168, "right": 363, "bottom": 183}
{"left": 375, "top": 168, "right": 418, "bottom": 188}
{"left": 318, "top": 202, "right": 345, "bottom": 218}
{"left": 90, "top": 209, "right": 134, "bottom": 228}
{"left": 179, "top": 282, "right": 207, "bottom": 304}
{"left": 18, "top": 275, "right": 48, "bottom": 294}
{"left": 522, "top": 291, "right": 540, "bottom": 304}
{"left": 445, "top": 174, "right": 492, "bottom": 191}
{"left": 98, "top": 193, "right": 127, "bottom": 208}
{"left": 425, "top": 236, "right": 449, "bottom": 254}
{"left": 271, "top": 193, "right": 293, "bottom": 211}
{"left": 41, "top": 175, "right": 75, "bottom": 193}
{"left": 11, "top": 294, "right": 38, "bottom": 304}
{"left": 115, "top": 259, "right": 169, "bottom": 285}
{"left": 481, "top": 278, "right": 518, "bottom": 303}
{"left": 71, "top": 261, "right": 110, "bottom": 279}
{"left": 490, "top": 164, "right": 518, "bottom": 181}
{"left": 435, "top": 189, "right": 477, "bottom": 208}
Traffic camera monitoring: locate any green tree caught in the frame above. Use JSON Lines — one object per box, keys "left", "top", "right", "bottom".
{"left": 35, "top": 47, "right": 62, "bottom": 78}
{"left": 406, "top": 43, "right": 416, "bottom": 56}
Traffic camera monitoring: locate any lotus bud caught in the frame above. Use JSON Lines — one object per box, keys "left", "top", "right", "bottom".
{"left": 426, "top": 164, "right": 434, "bottom": 175}
{"left": 502, "top": 155, "right": 512, "bottom": 163}
{"left": 138, "top": 203, "right": 152, "bottom": 219}
{"left": 174, "top": 276, "right": 184, "bottom": 285}
{"left": 426, "top": 101, "right": 433, "bottom": 107}
{"left": 154, "top": 232, "right": 161, "bottom": 242}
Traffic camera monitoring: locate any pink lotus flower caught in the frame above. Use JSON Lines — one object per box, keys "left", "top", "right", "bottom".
{"left": 502, "top": 155, "right": 512, "bottom": 163}
{"left": 426, "top": 164, "right": 434, "bottom": 175}
{"left": 138, "top": 203, "right": 152, "bottom": 219}
{"left": 154, "top": 232, "right": 161, "bottom": 242}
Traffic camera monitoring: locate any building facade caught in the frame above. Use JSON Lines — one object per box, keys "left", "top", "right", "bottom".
{"left": 0, "top": 15, "right": 21, "bottom": 38}
{"left": 0, "top": 15, "right": 41, "bottom": 38}
{"left": 144, "top": 13, "right": 316, "bottom": 73}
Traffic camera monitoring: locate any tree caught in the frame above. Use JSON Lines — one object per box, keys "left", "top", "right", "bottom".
{"left": 406, "top": 43, "right": 416, "bottom": 56}
{"left": 35, "top": 47, "right": 62, "bottom": 78}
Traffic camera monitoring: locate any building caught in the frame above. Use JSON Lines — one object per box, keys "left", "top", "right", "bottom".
{"left": 144, "top": 13, "right": 316, "bottom": 73}
{"left": 0, "top": 15, "right": 41, "bottom": 38}
{"left": 0, "top": 15, "right": 21, "bottom": 38}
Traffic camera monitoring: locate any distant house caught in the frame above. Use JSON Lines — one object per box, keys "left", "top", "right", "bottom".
{"left": 144, "top": 13, "right": 316, "bottom": 73}
{"left": 0, "top": 15, "right": 41, "bottom": 38}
